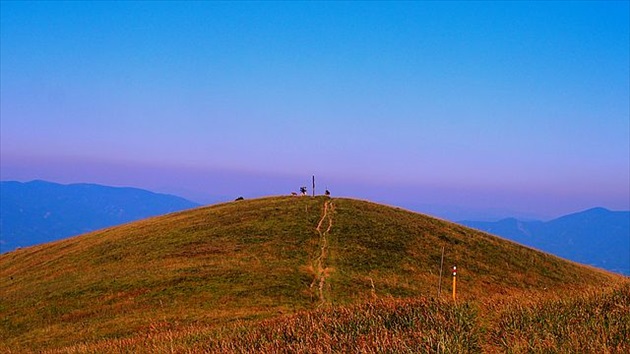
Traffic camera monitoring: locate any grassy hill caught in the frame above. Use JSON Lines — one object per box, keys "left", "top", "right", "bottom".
{"left": 0, "top": 196, "right": 624, "bottom": 352}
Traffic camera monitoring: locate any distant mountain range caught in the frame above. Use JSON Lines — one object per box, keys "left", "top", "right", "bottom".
{"left": 460, "top": 207, "right": 630, "bottom": 275}
{"left": 0, "top": 180, "right": 200, "bottom": 252}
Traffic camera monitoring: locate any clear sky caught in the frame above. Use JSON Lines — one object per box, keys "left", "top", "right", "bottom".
{"left": 1, "top": 1, "right": 628, "bottom": 220}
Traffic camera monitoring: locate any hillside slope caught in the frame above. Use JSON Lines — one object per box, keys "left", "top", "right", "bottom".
{"left": 0, "top": 196, "right": 620, "bottom": 351}
{"left": 0, "top": 180, "right": 199, "bottom": 252}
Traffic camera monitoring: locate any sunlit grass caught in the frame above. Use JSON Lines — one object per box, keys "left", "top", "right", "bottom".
{"left": 0, "top": 196, "right": 623, "bottom": 352}
{"left": 489, "top": 282, "right": 630, "bottom": 353}
{"left": 21, "top": 282, "right": 628, "bottom": 354}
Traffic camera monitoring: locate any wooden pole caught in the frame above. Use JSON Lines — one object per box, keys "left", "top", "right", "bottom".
{"left": 312, "top": 175, "right": 315, "bottom": 197}
{"left": 438, "top": 245, "right": 445, "bottom": 297}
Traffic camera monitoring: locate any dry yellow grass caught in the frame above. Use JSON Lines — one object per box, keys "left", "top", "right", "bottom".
{"left": 17, "top": 281, "right": 627, "bottom": 354}
{"left": 1, "top": 196, "right": 623, "bottom": 352}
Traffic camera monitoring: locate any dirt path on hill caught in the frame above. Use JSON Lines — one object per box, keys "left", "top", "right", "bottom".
{"left": 311, "top": 199, "right": 334, "bottom": 305}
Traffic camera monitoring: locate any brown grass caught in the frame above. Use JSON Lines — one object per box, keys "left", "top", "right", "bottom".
{"left": 0, "top": 196, "right": 624, "bottom": 352}
{"left": 15, "top": 281, "right": 626, "bottom": 354}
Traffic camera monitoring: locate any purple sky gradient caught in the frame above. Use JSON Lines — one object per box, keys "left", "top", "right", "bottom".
{"left": 1, "top": 1, "right": 628, "bottom": 220}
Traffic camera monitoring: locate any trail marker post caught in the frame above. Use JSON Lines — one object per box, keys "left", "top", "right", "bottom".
{"left": 452, "top": 265, "right": 457, "bottom": 301}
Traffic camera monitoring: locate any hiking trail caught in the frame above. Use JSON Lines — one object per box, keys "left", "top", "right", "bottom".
{"left": 310, "top": 199, "right": 334, "bottom": 305}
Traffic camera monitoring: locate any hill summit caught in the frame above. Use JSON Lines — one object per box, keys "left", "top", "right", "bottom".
{"left": 0, "top": 196, "right": 619, "bottom": 351}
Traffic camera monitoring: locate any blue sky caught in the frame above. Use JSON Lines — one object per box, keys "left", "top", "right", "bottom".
{"left": 1, "top": 1, "right": 628, "bottom": 220}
